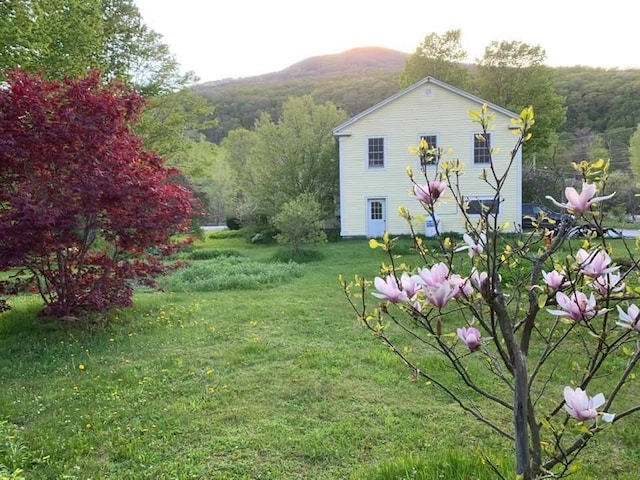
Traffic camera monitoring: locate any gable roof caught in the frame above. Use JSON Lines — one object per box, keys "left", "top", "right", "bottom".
{"left": 333, "top": 76, "right": 520, "bottom": 136}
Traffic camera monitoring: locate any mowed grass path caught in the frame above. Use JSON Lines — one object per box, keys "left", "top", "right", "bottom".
{"left": 0, "top": 234, "right": 638, "bottom": 479}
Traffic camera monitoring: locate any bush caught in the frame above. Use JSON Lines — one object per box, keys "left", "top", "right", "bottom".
{"left": 324, "top": 228, "right": 341, "bottom": 242}
{"left": 272, "top": 194, "right": 327, "bottom": 252}
{"left": 225, "top": 216, "right": 242, "bottom": 230}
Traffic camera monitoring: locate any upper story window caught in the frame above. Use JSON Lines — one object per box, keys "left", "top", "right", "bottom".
{"left": 368, "top": 137, "right": 385, "bottom": 168}
{"left": 473, "top": 133, "right": 492, "bottom": 164}
{"left": 419, "top": 135, "right": 438, "bottom": 167}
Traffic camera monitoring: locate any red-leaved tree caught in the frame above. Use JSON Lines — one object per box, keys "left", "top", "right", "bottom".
{"left": 0, "top": 71, "right": 197, "bottom": 317}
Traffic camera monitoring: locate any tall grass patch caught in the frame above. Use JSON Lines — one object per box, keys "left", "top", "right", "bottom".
{"left": 271, "top": 248, "right": 325, "bottom": 263}
{"left": 158, "top": 256, "right": 303, "bottom": 292}
{"left": 351, "top": 451, "right": 514, "bottom": 480}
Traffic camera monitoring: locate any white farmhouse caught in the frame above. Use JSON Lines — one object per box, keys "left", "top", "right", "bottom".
{"left": 333, "top": 76, "right": 523, "bottom": 237}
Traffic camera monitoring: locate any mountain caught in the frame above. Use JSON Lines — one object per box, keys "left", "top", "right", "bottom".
{"left": 198, "top": 47, "right": 409, "bottom": 87}
{"left": 194, "top": 47, "right": 409, "bottom": 143}
{"left": 193, "top": 47, "right": 640, "bottom": 162}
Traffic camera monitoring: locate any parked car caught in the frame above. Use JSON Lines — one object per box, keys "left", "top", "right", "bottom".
{"left": 521, "top": 203, "right": 566, "bottom": 230}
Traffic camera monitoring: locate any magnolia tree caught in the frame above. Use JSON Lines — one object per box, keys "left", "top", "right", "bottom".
{"left": 341, "top": 106, "right": 640, "bottom": 479}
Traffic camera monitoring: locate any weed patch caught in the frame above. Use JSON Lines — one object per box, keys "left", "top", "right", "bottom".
{"left": 158, "top": 257, "right": 303, "bottom": 292}
{"left": 351, "top": 452, "right": 513, "bottom": 480}
{"left": 187, "top": 248, "right": 245, "bottom": 261}
{"left": 271, "top": 248, "right": 324, "bottom": 263}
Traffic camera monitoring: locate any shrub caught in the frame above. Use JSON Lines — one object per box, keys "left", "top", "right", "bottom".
{"left": 0, "top": 71, "right": 196, "bottom": 318}
{"left": 272, "top": 194, "right": 327, "bottom": 252}
{"left": 225, "top": 216, "right": 242, "bottom": 230}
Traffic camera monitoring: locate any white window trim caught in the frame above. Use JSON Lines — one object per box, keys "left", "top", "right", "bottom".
{"left": 472, "top": 132, "right": 492, "bottom": 166}
{"left": 366, "top": 136, "right": 386, "bottom": 170}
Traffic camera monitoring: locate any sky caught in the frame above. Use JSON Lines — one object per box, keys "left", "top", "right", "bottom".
{"left": 135, "top": 0, "right": 638, "bottom": 83}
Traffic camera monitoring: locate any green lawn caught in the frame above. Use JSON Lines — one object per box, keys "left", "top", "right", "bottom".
{"left": 0, "top": 233, "right": 638, "bottom": 479}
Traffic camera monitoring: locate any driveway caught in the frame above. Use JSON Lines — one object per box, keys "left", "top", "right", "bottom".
{"left": 617, "top": 229, "right": 640, "bottom": 239}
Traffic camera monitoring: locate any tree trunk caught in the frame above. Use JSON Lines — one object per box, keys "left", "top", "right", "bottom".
{"left": 514, "top": 350, "right": 532, "bottom": 479}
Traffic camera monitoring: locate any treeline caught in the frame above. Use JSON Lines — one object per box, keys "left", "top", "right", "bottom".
{"left": 553, "top": 67, "right": 640, "bottom": 166}
{"left": 195, "top": 71, "right": 401, "bottom": 144}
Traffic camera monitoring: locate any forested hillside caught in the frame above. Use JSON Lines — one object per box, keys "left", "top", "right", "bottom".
{"left": 195, "top": 47, "right": 640, "bottom": 167}
{"left": 195, "top": 47, "right": 407, "bottom": 143}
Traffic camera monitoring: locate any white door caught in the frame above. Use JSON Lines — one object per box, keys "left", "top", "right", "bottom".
{"left": 367, "top": 198, "right": 386, "bottom": 238}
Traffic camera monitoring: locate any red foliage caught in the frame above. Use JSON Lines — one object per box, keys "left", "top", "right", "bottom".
{"left": 0, "top": 71, "right": 197, "bottom": 317}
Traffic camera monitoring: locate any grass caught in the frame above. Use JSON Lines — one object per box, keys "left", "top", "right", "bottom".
{"left": 0, "top": 232, "right": 639, "bottom": 479}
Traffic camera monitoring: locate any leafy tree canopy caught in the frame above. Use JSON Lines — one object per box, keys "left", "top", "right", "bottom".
{"left": 0, "top": 71, "right": 196, "bottom": 317}
{"left": 473, "top": 41, "right": 566, "bottom": 161}
{"left": 399, "top": 29, "right": 469, "bottom": 89}
{"left": 242, "top": 95, "right": 347, "bottom": 222}
{"left": 629, "top": 124, "right": 640, "bottom": 181}
{"left": 0, "top": 0, "right": 194, "bottom": 94}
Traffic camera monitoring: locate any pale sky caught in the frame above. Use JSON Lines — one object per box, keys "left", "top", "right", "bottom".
{"left": 135, "top": 0, "right": 638, "bottom": 83}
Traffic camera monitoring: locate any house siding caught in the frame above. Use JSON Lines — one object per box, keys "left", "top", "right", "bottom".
{"left": 335, "top": 78, "right": 521, "bottom": 237}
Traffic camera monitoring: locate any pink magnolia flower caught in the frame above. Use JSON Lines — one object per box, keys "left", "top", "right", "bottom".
{"left": 546, "top": 182, "right": 615, "bottom": 215}
{"left": 542, "top": 270, "right": 567, "bottom": 291}
{"left": 424, "top": 282, "right": 455, "bottom": 308}
{"left": 457, "top": 326, "right": 482, "bottom": 351}
{"left": 547, "top": 291, "right": 601, "bottom": 322}
{"left": 469, "top": 268, "right": 489, "bottom": 291}
{"left": 418, "top": 263, "right": 449, "bottom": 288}
{"left": 591, "top": 273, "right": 625, "bottom": 296}
{"left": 455, "top": 232, "right": 486, "bottom": 258}
{"left": 576, "top": 248, "right": 618, "bottom": 278}
{"left": 413, "top": 180, "right": 447, "bottom": 205}
{"left": 564, "top": 386, "right": 614, "bottom": 422}
{"left": 449, "top": 274, "right": 473, "bottom": 298}
{"left": 400, "top": 272, "right": 424, "bottom": 299}
{"left": 616, "top": 304, "right": 640, "bottom": 332}
{"left": 372, "top": 275, "right": 409, "bottom": 303}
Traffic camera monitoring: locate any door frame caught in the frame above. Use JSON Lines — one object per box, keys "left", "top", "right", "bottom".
{"left": 366, "top": 197, "right": 387, "bottom": 238}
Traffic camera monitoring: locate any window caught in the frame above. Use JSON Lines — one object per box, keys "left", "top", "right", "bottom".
{"left": 419, "top": 135, "right": 438, "bottom": 166}
{"left": 368, "top": 137, "right": 384, "bottom": 168}
{"left": 370, "top": 200, "right": 383, "bottom": 220}
{"left": 466, "top": 197, "right": 500, "bottom": 216}
{"left": 473, "top": 133, "right": 491, "bottom": 164}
